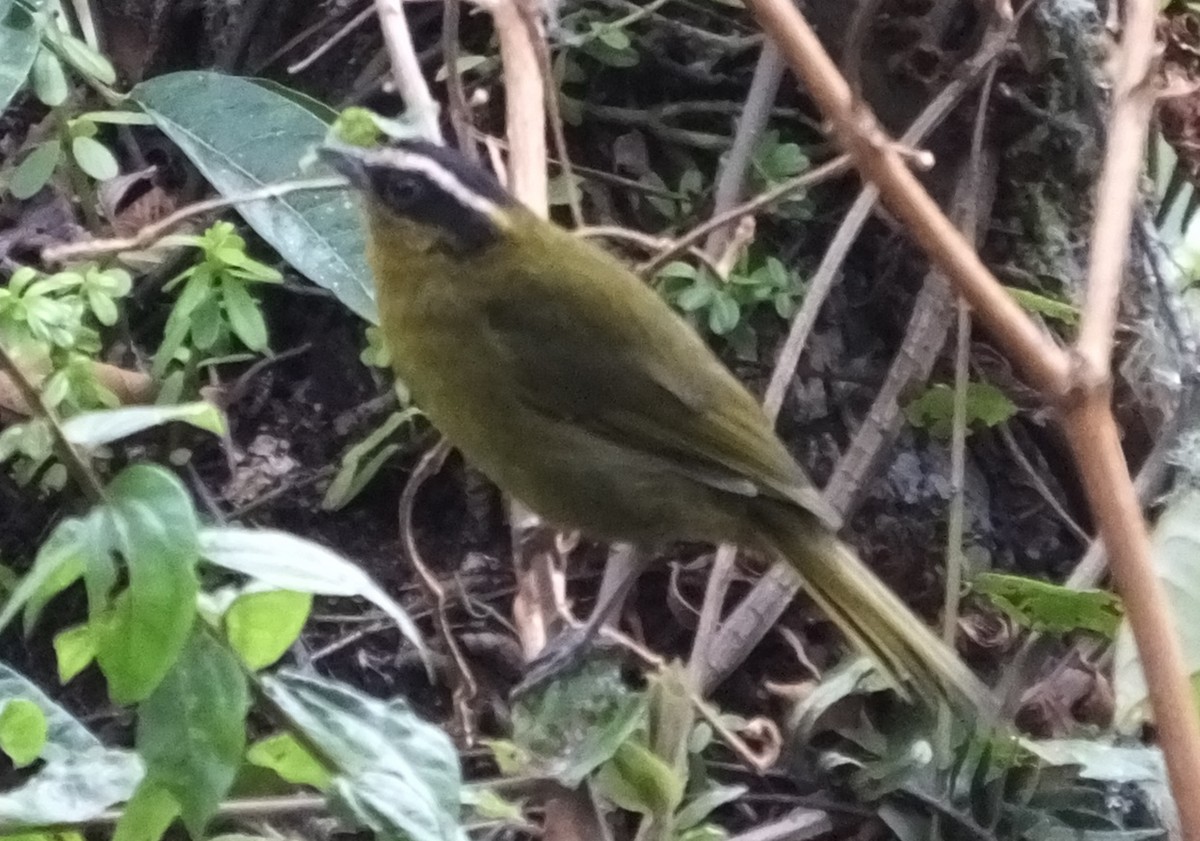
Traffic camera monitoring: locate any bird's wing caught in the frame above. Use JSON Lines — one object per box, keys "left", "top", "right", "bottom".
{"left": 481, "top": 237, "right": 837, "bottom": 526}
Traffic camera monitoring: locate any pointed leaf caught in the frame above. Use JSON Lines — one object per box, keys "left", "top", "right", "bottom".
{"left": 136, "top": 631, "right": 249, "bottom": 838}
{"left": 0, "top": 2, "right": 42, "bottom": 112}
{"left": 0, "top": 663, "right": 143, "bottom": 829}
{"left": 62, "top": 402, "right": 226, "bottom": 448}
{"left": 93, "top": 465, "right": 200, "bottom": 704}
{"left": 131, "top": 72, "right": 375, "bottom": 321}
{"left": 199, "top": 527, "right": 428, "bottom": 666}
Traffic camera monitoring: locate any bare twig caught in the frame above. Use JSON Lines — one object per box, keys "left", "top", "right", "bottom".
{"left": 578, "top": 225, "right": 727, "bottom": 279}
{"left": 441, "top": 0, "right": 480, "bottom": 161}
{"left": 744, "top": 0, "right": 1071, "bottom": 398}
{"left": 703, "top": 41, "right": 786, "bottom": 257}
{"left": 744, "top": 0, "right": 1200, "bottom": 834}
{"left": 0, "top": 345, "right": 106, "bottom": 503}
{"left": 398, "top": 439, "right": 480, "bottom": 743}
{"left": 288, "top": 4, "right": 374, "bottom": 74}
{"left": 40, "top": 178, "right": 347, "bottom": 265}
{"left": 374, "top": 0, "right": 442, "bottom": 142}
{"left": 639, "top": 155, "right": 853, "bottom": 277}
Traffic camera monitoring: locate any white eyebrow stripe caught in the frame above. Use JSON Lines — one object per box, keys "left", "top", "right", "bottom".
{"left": 377, "top": 148, "right": 508, "bottom": 226}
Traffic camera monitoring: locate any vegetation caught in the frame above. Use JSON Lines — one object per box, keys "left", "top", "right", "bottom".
{"left": 0, "top": 0, "right": 1198, "bottom": 840}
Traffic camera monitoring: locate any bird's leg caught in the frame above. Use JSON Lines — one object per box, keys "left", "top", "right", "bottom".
{"left": 511, "top": 543, "right": 650, "bottom": 698}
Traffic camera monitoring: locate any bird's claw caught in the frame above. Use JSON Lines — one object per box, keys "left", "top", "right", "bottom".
{"left": 510, "top": 624, "right": 602, "bottom": 701}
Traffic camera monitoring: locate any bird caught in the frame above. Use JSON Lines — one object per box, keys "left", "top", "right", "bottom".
{"left": 319, "top": 137, "right": 995, "bottom": 715}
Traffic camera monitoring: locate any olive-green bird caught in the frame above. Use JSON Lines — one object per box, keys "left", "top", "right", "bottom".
{"left": 321, "top": 139, "right": 994, "bottom": 714}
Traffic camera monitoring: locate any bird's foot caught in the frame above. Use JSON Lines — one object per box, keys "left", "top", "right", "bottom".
{"left": 510, "top": 624, "right": 607, "bottom": 701}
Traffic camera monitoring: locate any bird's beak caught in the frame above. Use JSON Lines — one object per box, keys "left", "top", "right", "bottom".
{"left": 317, "top": 143, "right": 371, "bottom": 190}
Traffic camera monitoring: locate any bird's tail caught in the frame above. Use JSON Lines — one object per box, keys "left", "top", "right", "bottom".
{"left": 753, "top": 500, "right": 997, "bottom": 717}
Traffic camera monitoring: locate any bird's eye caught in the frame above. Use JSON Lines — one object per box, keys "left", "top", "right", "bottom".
{"left": 382, "top": 173, "right": 424, "bottom": 210}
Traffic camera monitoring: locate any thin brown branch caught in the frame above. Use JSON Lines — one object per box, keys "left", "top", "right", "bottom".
{"left": 40, "top": 178, "right": 347, "bottom": 265}
{"left": 287, "top": 4, "right": 374, "bottom": 74}
{"left": 398, "top": 438, "right": 480, "bottom": 743}
{"left": 639, "top": 154, "right": 853, "bottom": 278}
{"left": 442, "top": 0, "right": 480, "bottom": 161}
{"left": 743, "top": 0, "right": 1072, "bottom": 399}
{"left": 0, "top": 345, "right": 106, "bottom": 502}
{"left": 374, "top": 0, "right": 442, "bottom": 142}
{"left": 1076, "top": 0, "right": 1160, "bottom": 377}
{"left": 745, "top": 1, "right": 1200, "bottom": 836}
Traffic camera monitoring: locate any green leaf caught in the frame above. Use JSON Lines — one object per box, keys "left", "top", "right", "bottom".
{"left": 0, "top": 699, "right": 48, "bottom": 767}
{"left": 322, "top": 409, "right": 416, "bottom": 510}
{"left": 595, "top": 740, "right": 683, "bottom": 817}
{"left": 707, "top": 293, "right": 740, "bottom": 335}
{"left": 75, "top": 109, "right": 156, "bottom": 125}
{"left": 263, "top": 670, "right": 465, "bottom": 841}
{"left": 220, "top": 277, "right": 268, "bottom": 351}
{"left": 511, "top": 660, "right": 647, "bottom": 787}
{"left": 974, "top": 573, "right": 1123, "bottom": 636}
{"left": 1006, "top": 286, "right": 1079, "bottom": 326}
{"left": 112, "top": 780, "right": 180, "bottom": 841}
{"left": 0, "top": 516, "right": 87, "bottom": 635}
{"left": 71, "top": 135, "right": 119, "bottom": 180}
{"left": 53, "top": 622, "right": 97, "bottom": 682}
{"left": 189, "top": 294, "right": 223, "bottom": 350}
{"left": 0, "top": 1, "right": 42, "bottom": 112}
{"left": 29, "top": 47, "right": 66, "bottom": 105}
{"left": 9, "top": 140, "right": 60, "bottom": 199}
{"left": 199, "top": 527, "right": 429, "bottom": 668}
{"left": 245, "top": 733, "right": 331, "bottom": 789}
{"left": 904, "top": 381, "right": 1018, "bottom": 439}
{"left": 224, "top": 588, "right": 311, "bottom": 669}
{"left": 93, "top": 465, "right": 200, "bottom": 704}
{"left": 51, "top": 30, "right": 116, "bottom": 85}
{"left": 675, "top": 283, "right": 713, "bottom": 312}
{"left": 131, "top": 72, "right": 376, "bottom": 322}
{"left": 0, "top": 662, "right": 143, "bottom": 828}
{"left": 674, "top": 783, "right": 747, "bottom": 831}
{"left": 136, "top": 631, "right": 249, "bottom": 838}
{"left": 61, "top": 402, "right": 226, "bottom": 447}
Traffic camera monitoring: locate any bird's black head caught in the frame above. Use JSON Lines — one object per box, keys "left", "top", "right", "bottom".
{"left": 320, "top": 139, "right": 514, "bottom": 253}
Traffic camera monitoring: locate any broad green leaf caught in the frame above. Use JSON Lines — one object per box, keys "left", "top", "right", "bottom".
{"left": 220, "top": 277, "right": 268, "bottom": 351}
{"left": 0, "top": 1, "right": 41, "bottom": 112}
{"left": 9, "top": 140, "right": 60, "bottom": 199}
{"left": 245, "top": 732, "right": 331, "bottom": 789}
{"left": 263, "top": 670, "right": 465, "bottom": 841}
{"left": 224, "top": 588, "right": 311, "bottom": 669}
{"left": 974, "top": 573, "right": 1123, "bottom": 637}
{"left": 904, "top": 381, "right": 1017, "bottom": 439}
{"left": 131, "top": 71, "right": 376, "bottom": 322}
{"left": 61, "top": 402, "right": 226, "bottom": 448}
{"left": 135, "top": 631, "right": 249, "bottom": 838}
{"left": 595, "top": 740, "right": 683, "bottom": 817}
{"left": 53, "top": 622, "right": 97, "bottom": 682}
{"left": 0, "top": 663, "right": 143, "bottom": 829}
{"left": 0, "top": 516, "right": 87, "bottom": 635}
{"left": 511, "top": 660, "right": 647, "bottom": 787}
{"left": 112, "top": 781, "right": 179, "bottom": 841}
{"left": 71, "top": 135, "right": 119, "bottom": 180}
{"left": 1114, "top": 490, "right": 1200, "bottom": 729}
{"left": 198, "top": 527, "right": 428, "bottom": 666}
{"left": 29, "top": 47, "right": 65, "bottom": 105}
{"left": 93, "top": 465, "right": 200, "bottom": 704}
{"left": 0, "top": 699, "right": 48, "bottom": 767}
